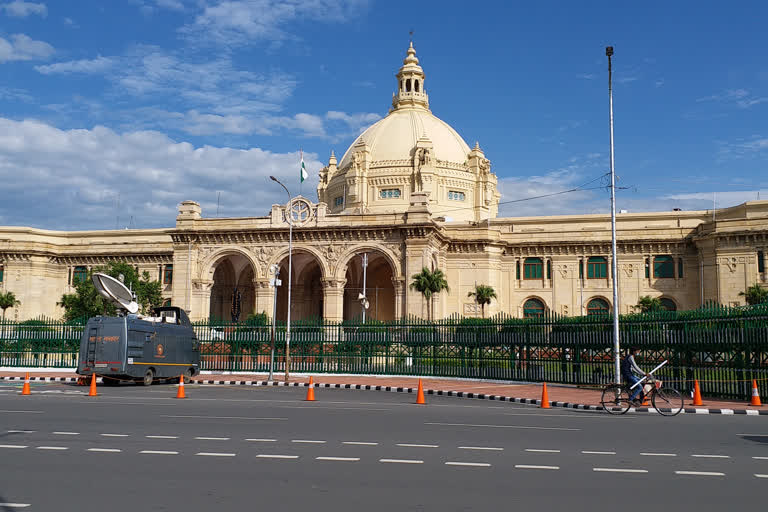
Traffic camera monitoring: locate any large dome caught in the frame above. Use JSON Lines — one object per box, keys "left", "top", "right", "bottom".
{"left": 338, "top": 108, "right": 471, "bottom": 170}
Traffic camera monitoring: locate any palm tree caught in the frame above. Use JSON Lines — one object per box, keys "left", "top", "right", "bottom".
{"left": 740, "top": 284, "right": 768, "bottom": 306}
{"left": 409, "top": 267, "right": 450, "bottom": 321}
{"left": 467, "top": 284, "right": 497, "bottom": 318}
{"left": 0, "top": 290, "right": 20, "bottom": 321}
{"left": 633, "top": 295, "right": 662, "bottom": 313}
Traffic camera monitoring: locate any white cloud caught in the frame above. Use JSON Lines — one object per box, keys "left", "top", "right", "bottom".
{"left": 718, "top": 136, "right": 768, "bottom": 158}
{"left": 35, "top": 56, "right": 114, "bottom": 74}
{"left": 180, "top": 0, "right": 369, "bottom": 45}
{"left": 697, "top": 88, "right": 767, "bottom": 109}
{"left": 0, "top": 116, "right": 323, "bottom": 229}
{"left": 1, "top": 1, "right": 47, "bottom": 17}
{"left": 0, "top": 33, "right": 54, "bottom": 62}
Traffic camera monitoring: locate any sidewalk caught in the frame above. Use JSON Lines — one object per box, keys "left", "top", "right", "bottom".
{"left": 1, "top": 370, "right": 765, "bottom": 414}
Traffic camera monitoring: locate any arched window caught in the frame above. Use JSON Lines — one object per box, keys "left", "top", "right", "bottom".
{"left": 414, "top": 79, "right": 420, "bottom": 92}
{"left": 73, "top": 266, "right": 88, "bottom": 284}
{"left": 406, "top": 79, "right": 411, "bottom": 92}
{"left": 523, "top": 298, "right": 546, "bottom": 318}
{"left": 653, "top": 255, "right": 674, "bottom": 278}
{"left": 587, "top": 256, "right": 608, "bottom": 279}
{"left": 162, "top": 299, "right": 172, "bottom": 307}
{"left": 587, "top": 298, "right": 610, "bottom": 316}
{"left": 660, "top": 298, "right": 677, "bottom": 311}
{"left": 523, "top": 257, "right": 543, "bottom": 279}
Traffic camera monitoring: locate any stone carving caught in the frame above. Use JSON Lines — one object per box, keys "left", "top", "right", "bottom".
{"left": 255, "top": 246, "right": 275, "bottom": 267}
{"left": 463, "top": 303, "right": 480, "bottom": 316}
{"left": 622, "top": 263, "right": 634, "bottom": 278}
{"left": 557, "top": 264, "right": 569, "bottom": 278}
{"left": 479, "top": 157, "right": 490, "bottom": 174}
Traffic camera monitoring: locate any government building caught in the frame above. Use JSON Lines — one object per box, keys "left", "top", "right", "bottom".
{"left": 1, "top": 44, "right": 767, "bottom": 322}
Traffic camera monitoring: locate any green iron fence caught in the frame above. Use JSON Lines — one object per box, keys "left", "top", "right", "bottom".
{"left": 2, "top": 304, "right": 768, "bottom": 400}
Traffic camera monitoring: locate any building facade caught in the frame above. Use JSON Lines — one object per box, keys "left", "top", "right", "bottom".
{"left": 1, "top": 44, "right": 767, "bottom": 322}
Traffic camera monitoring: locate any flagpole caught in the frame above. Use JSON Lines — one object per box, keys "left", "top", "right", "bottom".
{"left": 299, "top": 149, "right": 303, "bottom": 197}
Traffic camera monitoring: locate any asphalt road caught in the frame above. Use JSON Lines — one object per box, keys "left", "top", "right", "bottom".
{"left": 1, "top": 381, "right": 767, "bottom": 511}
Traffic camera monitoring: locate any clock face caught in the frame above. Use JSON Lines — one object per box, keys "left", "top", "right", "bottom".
{"left": 287, "top": 198, "right": 312, "bottom": 225}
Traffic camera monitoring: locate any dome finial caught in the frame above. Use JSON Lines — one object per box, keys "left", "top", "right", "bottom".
{"left": 393, "top": 40, "right": 428, "bottom": 111}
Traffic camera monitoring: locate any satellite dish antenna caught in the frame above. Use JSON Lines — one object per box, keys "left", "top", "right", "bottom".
{"left": 92, "top": 273, "right": 139, "bottom": 314}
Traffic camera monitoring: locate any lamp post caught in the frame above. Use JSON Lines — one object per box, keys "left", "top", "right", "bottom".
{"left": 270, "top": 175, "right": 293, "bottom": 382}
{"left": 360, "top": 252, "right": 368, "bottom": 323}
{"left": 606, "top": 46, "right": 621, "bottom": 385}
{"left": 268, "top": 263, "right": 280, "bottom": 382}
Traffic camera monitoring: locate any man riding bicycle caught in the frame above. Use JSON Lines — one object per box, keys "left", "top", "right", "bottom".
{"left": 621, "top": 347, "right": 648, "bottom": 406}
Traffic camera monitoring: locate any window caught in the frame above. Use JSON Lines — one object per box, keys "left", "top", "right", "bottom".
{"left": 546, "top": 260, "right": 551, "bottom": 280}
{"left": 653, "top": 255, "right": 674, "bottom": 278}
{"left": 163, "top": 264, "right": 173, "bottom": 285}
{"left": 516, "top": 260, "right": 520, "bottom": 280}
{"left": 162, "top": 299, "right": 171, "bottom": 307}
{"left": 579, "top": 259, "right": 584, "bottom": 279}
{"left": 759, "top": 251, "right": 765, "bottom": 273}
{"left": 73, "top": 266, "right": 87, "bottom": 284}
{"left": 379, "top": 188, "right": 401, "bottom": 199}
{"left": 414, "top": 79, "right": 420, "bottom": 92}
{"left": 587, "top": 256, "right": 608, "bottom": 279}
{"left": 678, "top": 258, "right": 684, "bottom": 278}
{"left": 406, "top": 79, "right": 411, "bottom": 92}
{"left": 334, "top": 196, "right": 344, "bottom": 207}
{"left": 587, "top": 298, "right": 610, "bottom": 316}
{"left": 0, "top": 264, "right": 3, "bottom": 283}
{"left": 523, "top": 298, "right": 546, "bottom": 318}
{"left": 645, "top": 258, "right": 650, "bottom": 278}
{"left": 660, "top": 298, "right": 677, "bottom": 311}
{"left": 448, "top": 190, "right": 465, "bottom": 201}
{"left": 523, "top": 257, "right": 543, "bottom": 279}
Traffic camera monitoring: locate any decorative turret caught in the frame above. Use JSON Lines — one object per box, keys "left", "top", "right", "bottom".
{"left": 392, "top": 42, "right": 429, "bottom": 111}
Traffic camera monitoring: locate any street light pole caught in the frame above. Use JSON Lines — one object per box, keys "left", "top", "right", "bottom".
{"left": 270, "top": 176, "right": 293, "bottom": 382}
{"left": 268, "top": 263, "right": 280, "bottom": 382}
{"left": 606, "top": 46, "right": 621, "bottom": 385}
{"left": 361, "top": 252, "right": 368, "bottom": 323}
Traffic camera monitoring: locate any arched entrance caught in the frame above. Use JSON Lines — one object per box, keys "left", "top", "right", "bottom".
{"left": 275, "top": 251, "right": 324, "bottom": 322}
{"left": 342, "top": 251, "right": 395, "bottom": 321}
{"left": 209, "top": 254, "right": 256, "bottom": 322}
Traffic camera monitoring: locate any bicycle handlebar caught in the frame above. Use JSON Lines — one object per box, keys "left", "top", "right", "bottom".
{"left": 629, "top": 359, "right": 668, "bottom": 390}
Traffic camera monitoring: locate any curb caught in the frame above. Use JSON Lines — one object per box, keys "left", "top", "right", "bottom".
{"left": 2, "top": 375, "right": 765, "bottom": 415}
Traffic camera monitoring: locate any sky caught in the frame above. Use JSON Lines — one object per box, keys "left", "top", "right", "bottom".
{"left": 0, "top": 0, "right": 766, "bottom": 230}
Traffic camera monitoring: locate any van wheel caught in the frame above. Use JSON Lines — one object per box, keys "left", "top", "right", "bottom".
{"left": 184, "top": 368, "right": 193, "bottom": 384}
{"left": 141, "top": 369, "right": 154, "bottom": 386}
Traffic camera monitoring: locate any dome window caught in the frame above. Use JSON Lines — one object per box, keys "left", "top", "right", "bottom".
{"left": 448, "top": 190, "right": 465, "bottom": 201}
{"left": 334, "top": 196, "right": 344, "bottom": 207}
{"left": 405, "top": 79, "right": 411, "bottom": 92}
{"left": 414, "top": 80, "right": 420, "bottom": 92}
{"left": 380, "top": 188, "right": 401, "bottom": 199}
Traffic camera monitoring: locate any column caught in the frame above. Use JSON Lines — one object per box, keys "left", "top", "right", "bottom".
{"left": 189, "top": 279, "right": 213, "bottom": 322}
{"left": 322, "top": 278, "right": 346, "bottom": 323}
{"left": 253, "top": 278, "right": 274, "bottom": 318}
{"left": 392, "top": 278, "right": 405, "bottom": 320}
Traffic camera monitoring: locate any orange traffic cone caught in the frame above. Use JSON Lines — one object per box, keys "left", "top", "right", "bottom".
{"left": 415, "top": 378, "right": 426, "bottom": 405}
{"left": 540, "top": 382, "right": 550, "bottom": 408}
{"left": 176, "top": 374, "right": 186, "bottom": 399}
{"left": 750, "top": 380, "right": 762, "bottom": 406}
{"left": 88, "top": 374, "right": 98, "bottom": 397}
{"left": 692, "top": 380, "right": 703, "bottom": 406}
{"left": 305, "top": 376, "right": 315, "bottom": 401}
{"left": 21, "top": 372, "right": 31, "bottom": 395}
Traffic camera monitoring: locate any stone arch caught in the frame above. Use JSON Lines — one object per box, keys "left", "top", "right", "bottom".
{"left": 586, "top": 296, "right": 611, "bottom": 316}
{"left": 334, "top": 245, "right": 401, "bottom": 281}
{"left": 205, "top": 249, "right": 259, "bottom": 322}
{"left": 272, "top": 247, "right": 327, "bottom": 322}
{"left": 337, "top": 245, "right": 399, "bottom": 321}
{"left": 269, "top": 245, "right": 330, "bottom": 282}
{"left": 201, "top": 247, "right": 261, "bottom": 281}
{"left": 520, "top": 295, "right": 548, "bottom": 318}
{"left": 659, "top": 296, "right": 678, "bottom": 311}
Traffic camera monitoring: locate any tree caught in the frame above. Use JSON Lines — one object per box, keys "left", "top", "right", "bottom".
{"left": 409, "top": 267, "right": 450, "bottom": 321}
{"left": 58, "top": 262, "right": 164, "bottom": 321}
{"left": 633, "top": 295, "right": 663, "bottom": 313}
{"left": 0, "top": 291, "right": 20, "bottom": 320}
{"left": 467, "top": 284, "right": 497, "bottom": 318}
{"left": 740, "top": 284, "right": 768, "bottom": 306}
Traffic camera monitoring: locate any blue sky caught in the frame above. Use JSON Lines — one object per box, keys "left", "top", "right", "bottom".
{"left": 0, "top": 0, "right": 766, "bottom": 230}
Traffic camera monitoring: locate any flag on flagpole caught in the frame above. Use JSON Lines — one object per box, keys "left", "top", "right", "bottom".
{"left": 300, "top": 149, "right": 308, "bottom": 183}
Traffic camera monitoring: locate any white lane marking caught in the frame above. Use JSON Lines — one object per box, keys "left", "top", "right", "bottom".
{"left": 195, "top": 437, "right": 230, "bottom": 441}
{"left": 753, "top": 456, "right": 768, "bottom": 460}
{"left": 343, "top": 441, "right": 379, "bottom": 446}
{"left": 291, "top": 439, "right": 326, "bottom": 444}
{"left": 594, "top": 468, "right": 648, "bottom": 474}
{"left": 53, "top": 432, "right": 79, "bottom": 435}
{"left": 0, "top": 504, "right": 31, "bottom": 508}
{"left": 101, "top": 434, "right": 129, "bottom": 437}
{"left": 140, "top": 450, "right": 179, "bottom": 455}
{"left": 459, "top": 446, "right": 503, "bottom": 451}
{"left": 7, "top": 430, "right": 35, "bottom": 433}
{"left": 163, "top": 415, "right": 287, "bottom": 420}
{"left": 738, "top": 434, "right": 768, "bottom": 436}
{"left": 397, "top": 443, "right": 439, "bottom": 448}
{"left": 196, "top": 452, "right": 236, "bottom": 457}
{"left": 246, "top": 438, "right": 277, "bottom": 442}
{"left": 675, "top": 471, "right": 725, "bottom": 476}
{"left": 0, "top": 444, "right": 27, "bottom": 449}
{"left": 256, "top": 454, "right": 299, "bottom": 459}
{"left": 36, "top": 446, "right": 68, "bottom": 450}
{"left": 380, "top": 458, "right": 424, "bottom": 464}
{"left": 582, "top": 451, "right": 616, "bottom": 455}
{"left": 525, "top": 449, "right": 560, "bottom": 453}
{"left": 754, "top": 474, "right": 768, "bottom": 478}
{"left": 316, "top": 456, "right": 360, "bottom": 462}
{"left": 445, "top": 462, "right": 491, "bottom": 467}
{"left": 0, "top": 410, "right": 43, "bottom": 414}
{"left": 87, "top": 448, "right": 122, "bottom": 453}
{"left": 515, "top": 465, "right": 560, "bottom": 470}
{"left": 641, "top": 453, "right": 677, "bottom": 457}
{"left": 692, "top": 454, "right": 730, "bottom": 459}
{"left": 425, "top": 422, "right": 579, "bottom": 431}
{"left": 146, "top": 435, "right": 178, "bottom": 439}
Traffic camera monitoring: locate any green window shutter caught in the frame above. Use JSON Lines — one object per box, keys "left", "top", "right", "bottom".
{"left": 546, "top": 260, "right": 551, "bottom": 279}
{"left": 759, "top": 251, "right": 765, "bottom": 273}
{"left": 579, "top": 260, "right": 583, "bottom": 279}
{"left": 523, "top": 298, "right": 545, "bottom": 318}
{"left": 587, "top": 298, "right": 610, "bottom": 316}
{"left": 644, "top": 258, "right": 650, "bottom": 278}
{"left": 587, "top": 257, "right": 607, "bottom": 279}
{"left": 678, "top": 258, "right": 684, "bottom": 278}
{"left": 164, "top": 264, "right": 174, "bottom": 285}
{"left": 0, "top": 265, "right": 3, "bottom": 283}
{"left": 73, "top": 266, "right": 88, "bottom": 284}
{"left": 653, "top": 255, "right": 674, "bottom": 278}
{"left": 524, "top": 258, "right": 543, "bottom": 279}
{"left": 516, "top": 260, "right": 520, "bottom": 280}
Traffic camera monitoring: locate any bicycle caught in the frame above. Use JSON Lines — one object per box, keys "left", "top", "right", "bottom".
{"left": 600, "top": 360, "right": 684, "bottom": 416}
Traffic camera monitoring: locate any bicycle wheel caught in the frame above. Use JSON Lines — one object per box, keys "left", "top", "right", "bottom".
{"left": 601, "top": 384, "right": 631, "bottom": 415}
{"left": 652, "top": 387, "right": 684, "bottom": 416}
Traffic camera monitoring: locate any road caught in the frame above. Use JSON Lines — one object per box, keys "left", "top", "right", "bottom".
{"left": 1, "top": 381, "right": 767, "bottom": 511}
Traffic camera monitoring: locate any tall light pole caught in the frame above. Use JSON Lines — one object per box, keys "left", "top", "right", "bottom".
{"left": 270, "top": 175, "right": 293, "bottom": 382}
{"left": 606, "top": 46, "right": 621, "bottom": 385}
{"left": 268, "top": 263, "right": 280, "bottom": 382}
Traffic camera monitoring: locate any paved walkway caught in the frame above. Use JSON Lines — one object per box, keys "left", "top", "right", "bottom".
{"left": 1, "top": 369, "right": 763, "bottom": 413}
